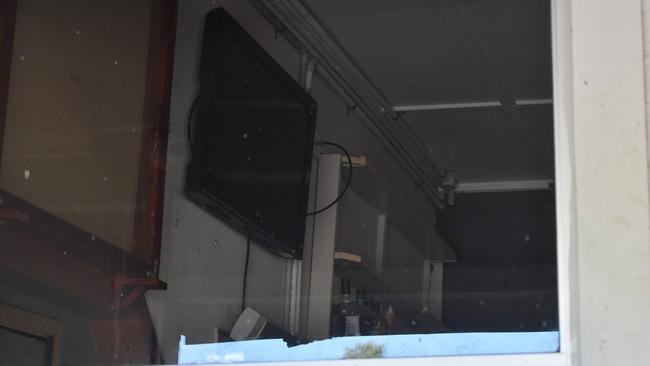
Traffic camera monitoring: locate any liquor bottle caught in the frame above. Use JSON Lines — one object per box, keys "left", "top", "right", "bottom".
{"left": 384, "top": 304, "right": 395, "bottom": 334}
{"left": 340, "top": 278, "right": 360, "bottom": 336}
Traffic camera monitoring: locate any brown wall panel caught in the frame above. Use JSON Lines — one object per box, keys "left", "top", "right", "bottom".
{"left": 1, "top": 0, "right": 153, "bottom": 253}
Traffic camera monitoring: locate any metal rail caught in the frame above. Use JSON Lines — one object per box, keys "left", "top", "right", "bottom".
{"left": 250, "top": 0, "right": 446, "bottom": 208}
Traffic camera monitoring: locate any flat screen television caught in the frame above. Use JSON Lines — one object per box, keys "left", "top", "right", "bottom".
{"left": 185, "top": 8, "right": 317, "bottom": 259}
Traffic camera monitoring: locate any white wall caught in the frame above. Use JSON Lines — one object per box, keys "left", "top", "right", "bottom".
{"left": 384, "top": 225, "right": 426, "bottom": 308}
{"left": 336, "top": 189, "right": 380, "bottom": 269}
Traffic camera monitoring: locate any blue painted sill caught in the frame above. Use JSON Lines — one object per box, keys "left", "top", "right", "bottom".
{"left": 178, "top": 331, "right": 559, "bottom": 364}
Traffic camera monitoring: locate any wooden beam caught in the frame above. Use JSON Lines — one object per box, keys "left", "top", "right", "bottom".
{"left": 133, "top": 0, "right": 177, "bottom": 264}
{"left": 0, "top": 0, "right": 17, "bottom": 175}
{"left": 0, "top": 190, "right": 151, "bottom": 317}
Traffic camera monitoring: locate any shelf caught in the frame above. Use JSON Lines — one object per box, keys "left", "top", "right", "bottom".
{"left": 347, "top": 165, "right": 456, "bottom": 261}
{"left": 333, "top": 257, "right": 447, "bottom": 333}
{"left": 333, "top": 302, "right": 379, "bottom": 319}
{"left": 334, "top": 257, "right": 392, "bottom": 296}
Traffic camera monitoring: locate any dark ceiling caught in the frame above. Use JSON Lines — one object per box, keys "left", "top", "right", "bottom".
{"left": 304, "top": 0, "right": 553, "bottom": 183}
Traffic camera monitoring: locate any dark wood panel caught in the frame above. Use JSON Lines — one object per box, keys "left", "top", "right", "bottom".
{"left": 133, "top": 0, "right": 177, "bottom": 264}
{"left": 0, "top": 0, "right": 17, "bottom": 175}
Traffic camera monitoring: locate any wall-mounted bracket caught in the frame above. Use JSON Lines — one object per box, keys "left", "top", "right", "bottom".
{"left": 341, "top": 155, "right": 367, "bottom": 168}
{"left": 111, "top": 275, "right": 167, "bottom": 311}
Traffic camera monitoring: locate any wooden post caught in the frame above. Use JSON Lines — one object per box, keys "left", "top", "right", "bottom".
{"left": 132, "top": 0, "right": 177, "bottom": 265}
{"left": 0, "top": 0, "right": 17, "bottom": 175}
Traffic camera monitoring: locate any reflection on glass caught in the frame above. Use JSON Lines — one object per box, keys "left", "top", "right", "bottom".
{"left": 0, "top": 0, "right": 557, "bottom": 364}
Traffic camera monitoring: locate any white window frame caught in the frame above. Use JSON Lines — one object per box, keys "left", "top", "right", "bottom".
{"left": 185, "top": 0, "right": 575, "bottom": 364}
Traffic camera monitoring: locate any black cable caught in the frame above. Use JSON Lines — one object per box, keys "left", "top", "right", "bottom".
{"left": 187, "top": 94, "right": 201, "bottom": 147}
{"left": 306, "top": 141, "right": 352, "bottom": 216}
{"left": 241, "top": 234, "right": 251, "bottom": 313}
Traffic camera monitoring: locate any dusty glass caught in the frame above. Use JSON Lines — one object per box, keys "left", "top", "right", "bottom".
{"left": 0, "top": 0, "right": 557, "bottom": 364}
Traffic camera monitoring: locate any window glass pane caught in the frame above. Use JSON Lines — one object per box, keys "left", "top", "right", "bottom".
{"left": 0, "top": 0, "right": 557, "bottom": 364}
{"left": 2, "top": 0, "right": 153, "bottom": 255}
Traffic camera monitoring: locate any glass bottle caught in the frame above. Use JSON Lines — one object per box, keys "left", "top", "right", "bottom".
{"left": 340, "top": 278, "right": 360, "bottom": 336}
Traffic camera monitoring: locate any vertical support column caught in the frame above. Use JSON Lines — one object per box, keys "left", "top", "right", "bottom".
{"left": 298, "top": 147, "right": 319, "bottom": 338}
{"left": 133, "top": 0, "right": 177, "bottom": 265}
{"left": 286, "top": 258, "right": 301, "bottom": 334}
{"left": 572, "top": 0, "right": 650, "bottom": 364}
{"left": 375, "top": 214, "right": 387, "bottom": 273}
{"left": 300, "top": 154, "right": 341, "bottom": 340}
{"left": 422, "top": 260, "right": 444, "bottom": 322}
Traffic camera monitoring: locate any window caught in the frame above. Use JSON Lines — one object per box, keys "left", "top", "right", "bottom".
{"left": 0, "top": 0, "right": 575, "bottom": 365}
{"left": 0, "top": 304, "right": 62, "bottom": 366}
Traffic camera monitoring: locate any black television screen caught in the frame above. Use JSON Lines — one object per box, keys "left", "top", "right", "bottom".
{"left": 185, "top": 8, "right": 317, "bottom": 259}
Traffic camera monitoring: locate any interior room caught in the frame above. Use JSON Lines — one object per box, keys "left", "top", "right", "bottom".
{"left": 0, "top": 0, "right": 557, "bottom": 364}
